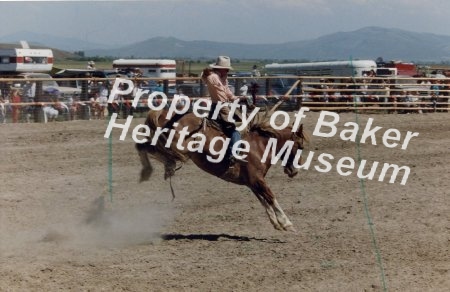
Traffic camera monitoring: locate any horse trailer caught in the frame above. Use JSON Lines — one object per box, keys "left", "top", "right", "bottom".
{"left": 265, "top": 60, "right": 377, "bottom": 77}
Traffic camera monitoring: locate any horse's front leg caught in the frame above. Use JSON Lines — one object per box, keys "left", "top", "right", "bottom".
{"left": 250, "top": 180, "right": 295, "bottom": 232}
{"left": 272, "top": 198, "right": 295, "bottom": 232}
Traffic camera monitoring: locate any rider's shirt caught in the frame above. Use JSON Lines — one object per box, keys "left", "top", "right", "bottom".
{"left": 204, "top": 72, "right": 236, "bottom": 103}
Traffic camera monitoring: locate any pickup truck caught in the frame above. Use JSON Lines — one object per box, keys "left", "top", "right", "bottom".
{"left": 10, "top": 72, "right": 81, "bottom": 99}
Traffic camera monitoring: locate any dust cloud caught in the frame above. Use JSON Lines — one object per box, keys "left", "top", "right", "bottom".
{"left": 1, "top": 195, "right": 176, "bottom": 254}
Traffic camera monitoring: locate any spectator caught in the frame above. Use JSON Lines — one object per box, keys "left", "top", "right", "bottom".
{"left": 42, "top": 104, "right": 58, "bottom": 123}
{"left": 22, "top": 81, "right": 35, "bottom": 99}
{"left": 22, "top": 81, "right": 35, "bottom": 123}
{"left": 359, "top": 75, "right": 369, "bottom": 103}
{"left": 41, "top": 89, "right": 59, "bottom": 123}
{"left": 239, "top": 79, "right": 249, "bottom": 96}
{"left": 438, "top": 79, "right": 450, "bottom": 112}
{"left": 96, "top": 82, "right": 109, "bottom": 119}
{"left": 173, "top": 88, "right": 188, "bottom": 111}
{"left": 108, "top": 83, "right": 124, "bottom": 116}
{"left": 154, "top": 80, "right": 164, "bottom": 92}
{"left": 249, "top": 81, "right": 260, "bottom": 107}
{"left": 87, "top": 61, "right": 96, "bottom": 70}
{"left": 10, "top": 89, "right": 21, "bottom": 123}
{"left": 252, "top": 65, "right": 261, "bottom": 77}
{"left": 430, "top": 79, "right": 440, "bottom": 96}
{"left": 0, "top": 94, "right": 6, "bottom": 124}
{"left": 418, "top": 79, "right": 431, "bottom": 97}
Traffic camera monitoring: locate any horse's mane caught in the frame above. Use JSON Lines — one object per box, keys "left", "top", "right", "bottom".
{"left": 247, "top": 99, "right": 286, "bottom": 139}
{"left": 248, "top": 106, "right": 310, "bottom": 143}
{"left": 248, "top": 111, "right": 286, "bottom": 140}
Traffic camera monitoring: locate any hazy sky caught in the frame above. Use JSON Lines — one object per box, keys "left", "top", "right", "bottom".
{"left": 2, "top": 0, "right": 450, "bottom": 46}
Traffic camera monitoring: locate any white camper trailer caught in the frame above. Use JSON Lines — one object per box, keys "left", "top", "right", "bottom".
{"left": 0, "top": 41, "right": 53, "bottom": 73}
{"left": 265, "top": 60, "right": 377, "bottom": 77}
{"left": 112, "top": 59, "right": 176, "bottom": 79}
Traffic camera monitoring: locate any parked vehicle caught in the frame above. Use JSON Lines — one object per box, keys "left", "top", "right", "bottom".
{"left": 9, "top": 72, "right": 81, "bottom": 99}
{"left": 53, "top": 69, "right": 110, "bottom": 100}
{"left": 112, "top": 59, "right": 176, "bottom": 81}
{"left": 25, "top": 73, "right": 83, "bottom": 120}
{"left": 265, "top": 60, "right": 377, "bottom": 77}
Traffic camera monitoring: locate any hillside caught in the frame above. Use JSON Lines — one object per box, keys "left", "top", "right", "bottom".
{"left": 85, "top": 27, "right": 450, "bottom": 62}
{"left": 3, "top": 27, "right": 450, "bottom": 62}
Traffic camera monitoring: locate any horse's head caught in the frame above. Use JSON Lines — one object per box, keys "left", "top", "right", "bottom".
{"left": 284, "top": 124, "right": 308, "bottom": 178}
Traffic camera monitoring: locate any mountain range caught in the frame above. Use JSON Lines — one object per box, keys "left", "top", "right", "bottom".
{"left": 2, "top": 27, "right": 450, "bottom": 62}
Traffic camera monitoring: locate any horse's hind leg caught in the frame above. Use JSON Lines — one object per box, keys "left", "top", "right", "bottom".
{"left": 253, "top": 193, "right": 283, "bottom": 230}
{"left": 136, "top": 143, "right": 178, "bottom": 181}
{"left": 136, "top": 143, "right": 153, "bottom": 182}
{"left": 272, "top": 199, "right": 295, "bottom": 232}
{"left": 164, "top": 160, "right": 177, "bottom": 180}
{"left": 250, "top": 180, "right": 295, "bottom": 231}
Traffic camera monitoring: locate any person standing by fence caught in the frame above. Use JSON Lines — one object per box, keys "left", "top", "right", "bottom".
{"left": 0, "top": 94, "right": 6, "bottom": 124}
{"left": 249, "top": 81, "right": 259, "bottom": 107}
{"left": 10, "top": 89, "right": 21, "bottom": 123}
{"left": 108, "top": 82, "right": 124, "bottom": 116}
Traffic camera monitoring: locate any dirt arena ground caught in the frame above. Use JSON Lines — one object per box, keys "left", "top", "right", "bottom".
{"left": 1, "top": 110, "right": 449, "bottom": 291}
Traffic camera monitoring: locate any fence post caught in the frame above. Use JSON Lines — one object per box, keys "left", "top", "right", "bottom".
{"left": 80, "top": 79, "right": 90, "bottom": 120}
{"left": 296, "top": 79, "right": 303, "bottom": 110}
{"left": 393, "top": 95, "right": 397, "bottom": 114}
{"left": 163, "top": 79, "right": 169, "bottom": 96}
{"left": 199, "top": 79, "right": 205, "bottom": 97}
{"left": 234, "top": 78, "right": 240, "bottom": 96}
{"left": 265, "top": 78, "right": 270, "bottom": 98}
{"left": 34, "top": 81, "right": 43, "bottom": 122}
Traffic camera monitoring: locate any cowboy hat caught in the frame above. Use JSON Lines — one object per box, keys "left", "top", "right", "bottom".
{"left": 210, "top": 56, "right": 233, "bottom": 70}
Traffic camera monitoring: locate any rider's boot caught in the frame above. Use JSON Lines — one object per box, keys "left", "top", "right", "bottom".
{"left": 226, "top": 129, "right": 248, "bottom": 167}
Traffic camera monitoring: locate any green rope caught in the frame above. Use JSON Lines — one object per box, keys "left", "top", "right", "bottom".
{"left": 350, "top": 56, "right": 388, "bottom": 291}
{"left": 108, "top": 126, "right": 113, "bottom": 203}
{"left": 106, "top": 101, "right": 123, "bottom": 204}
{"left": 106, "top": 94, "right": 130, "bottom": 204}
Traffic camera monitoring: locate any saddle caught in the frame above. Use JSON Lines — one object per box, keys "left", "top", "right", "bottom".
{"left": 203, "top": 116, "right": 246, "bottom": 138}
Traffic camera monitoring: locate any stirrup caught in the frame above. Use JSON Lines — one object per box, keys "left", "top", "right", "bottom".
{"left": 228, "top": 154, "right": 248, "bottom": 167}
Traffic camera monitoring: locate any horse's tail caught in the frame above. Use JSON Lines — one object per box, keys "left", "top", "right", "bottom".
{"left": 145, "top": 109, "right": 164, "bottom": 130}
{"left": 143, "top": 109, "right": 190, "bottom": 164}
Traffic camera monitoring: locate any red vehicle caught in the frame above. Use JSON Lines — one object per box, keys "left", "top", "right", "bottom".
{"left": 378, "top": 60, "right": 420, "bottom": 77}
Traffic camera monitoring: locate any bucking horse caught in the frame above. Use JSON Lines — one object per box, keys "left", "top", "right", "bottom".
{"left": 136, "top": 101, "right": 308, "bottom": 231}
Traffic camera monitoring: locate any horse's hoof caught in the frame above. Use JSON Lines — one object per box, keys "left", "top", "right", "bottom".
{"left": 164, "top": 173, "right": 170, "bottom": 180}
{"left": 284, "top": 225, "right": 297, "bottom": 233}
{"left": 140, "top": 169, "right": 152, "bottom": 182}
{"left": 272, "top": 223, "right": 284, "bottom": 231}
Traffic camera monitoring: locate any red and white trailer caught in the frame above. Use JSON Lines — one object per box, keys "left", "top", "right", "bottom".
{"left": 0, "top": 41, "right": 53, "bottom": 73}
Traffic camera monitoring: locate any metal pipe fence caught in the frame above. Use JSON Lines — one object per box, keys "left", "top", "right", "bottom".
{"left": 0, "top": 75, "right": 448, "bottom": 123}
